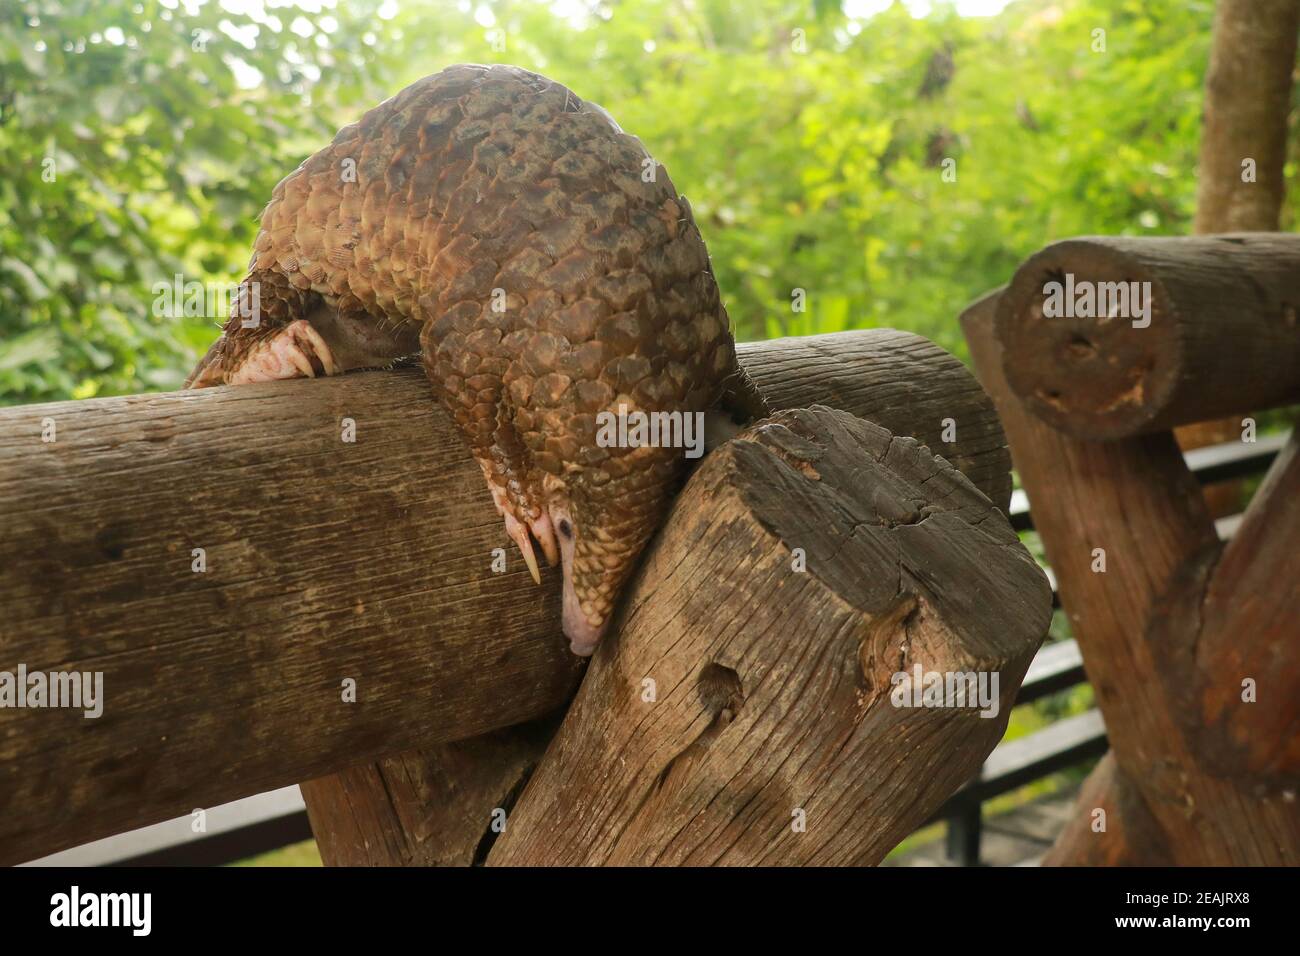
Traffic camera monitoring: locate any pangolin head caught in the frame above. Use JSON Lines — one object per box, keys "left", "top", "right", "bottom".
{"left": 537, "top": 336, "right": 737, "bottom": 655}
{"left": 545, "top": 436, "right": 687, "bottom": 655}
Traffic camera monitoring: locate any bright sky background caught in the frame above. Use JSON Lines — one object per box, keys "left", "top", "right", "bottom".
{"left": 199, "top": 0, "right": 1018, "bottom": 87}
{"left": 213, "top": 0, "right": 1019, "bottom": 22}
{"left": 844, "top": 0, "right": 1015, "bottom": 15}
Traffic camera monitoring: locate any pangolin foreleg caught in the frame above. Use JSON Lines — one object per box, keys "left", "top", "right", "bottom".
{"left": 186, "top": 268, "right": 420, "bottom": 388}
{"left": 423, "top": 315, "right": 560, "bottom": 583}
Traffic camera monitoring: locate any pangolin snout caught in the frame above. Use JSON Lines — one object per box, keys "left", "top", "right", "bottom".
{"left": 551, "top": 500, "right": 613, "bottom": 656}
{"left": 562, "top": 598, "right": 610, "bottom": 657}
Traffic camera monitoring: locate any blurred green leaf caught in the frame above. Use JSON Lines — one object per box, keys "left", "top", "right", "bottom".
{"left": 0, "top": 328, "right": 60, "bottom": 372}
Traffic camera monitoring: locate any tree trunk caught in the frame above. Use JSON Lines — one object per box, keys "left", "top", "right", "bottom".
{"left": 1179, "top": 0, "right": 1300, "bottom": 516}
{"left": 1193, "top": 0, "right": 1299, "bottom": 234}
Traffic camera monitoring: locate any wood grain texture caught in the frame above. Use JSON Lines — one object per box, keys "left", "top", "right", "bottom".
{"left": 301, "top": 714, "right": 561, "bottom": 866}
{"left": 994, "top": 234, "right": 1300, "bottom": 439}
{"left": 966, "top": 290, "right": 1300, "bottom": 866}
{"left": 1194, "top": 430, "right": 1300, "bottom": 777}
{"left": 737, "top": 330, "right": 1012, "bottom": 511}
{"left": 0, "top": 370, "right": 584, "bottom": 867}
{"left": 0, "top": 328, "right": 1009, "bottom": 865}
{"left": 486, "top": 407, "right": 1050, "bottom": 866}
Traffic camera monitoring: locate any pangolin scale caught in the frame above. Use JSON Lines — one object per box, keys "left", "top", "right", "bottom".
{"left": 188, "top": 64, "right": 743, "bottom": 654}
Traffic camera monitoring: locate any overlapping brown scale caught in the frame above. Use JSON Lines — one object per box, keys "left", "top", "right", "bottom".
{"left": 220, "top": 63, "right": 737, "bottom": 631}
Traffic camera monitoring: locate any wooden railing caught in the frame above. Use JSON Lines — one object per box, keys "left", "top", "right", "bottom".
{"left": 5, "top": 327, "right": 1053, "bottom": 868}
{"left": 20, "top": 434, "right": 1281, "bottom": 867}
{"left": 935, "top": 432, "right": 1287, "bottom": 865}
{"left": 967, "top": 238, "right": 1300, "bottom": 866}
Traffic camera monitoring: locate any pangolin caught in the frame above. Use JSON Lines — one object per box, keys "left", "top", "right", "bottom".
{"left": 187, "top": 64, "right": 746, "bottom": 656}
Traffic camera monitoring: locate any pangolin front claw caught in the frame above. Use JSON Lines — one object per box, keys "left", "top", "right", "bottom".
{"left": 529, "top": 512, "right": 559, "bottom": 568}
{"left": 504, "top": 512, "right": 542, "bottom": 585}
{"left": 189, "top": 318, "right": 338, "bottom": 388}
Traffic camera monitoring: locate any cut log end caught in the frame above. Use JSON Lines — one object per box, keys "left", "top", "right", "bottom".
{"left": 995, "top": 238, "right": 1183, "bottom": 439}
{"left": 995, "top": 234, "right": 1300, "bottom": 440}
{"left": 485, "top": 406, "right": 1052, "bottom": 867}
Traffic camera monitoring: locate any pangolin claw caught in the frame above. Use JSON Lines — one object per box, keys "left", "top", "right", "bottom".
{"left": 504, "top": 513, "right": 542, "bottom": 585}
{"left": 529, "top": 512, "right": 560, "bottom": 568}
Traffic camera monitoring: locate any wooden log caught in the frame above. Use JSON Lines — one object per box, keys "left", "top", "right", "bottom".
{"left": 486, "top": 407, "right": 1051, "bottom": 866}
{"left": 994, "top": 234, "right": 1300, "bottom": 440}
{"left": 968, "top": 290, "right": 1202, "bottom": 865}
{"left": 0, "top": 369, "right": 583, "bottom": 867}
{"left": 300, "top": 714, "right": 562, "bottom": 866}
{"left": 0, "top": 328, "right": 1009, "bottom": 865}
{"left": 1194, "top": 429, "right": 1300, "bottom": 776}
{"left": 735, "top": 330, "right": 1012, "bottom": 510}
{"left": 1193, "top": 0, "right": 1300, "bottom": 235}
{"left": 300, "top": 329, "right": 1013, "bottom": 866}
{"left": 965, "top": 288, "right": 1300, "bottom": 865}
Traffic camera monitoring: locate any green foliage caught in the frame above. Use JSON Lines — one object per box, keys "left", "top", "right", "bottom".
{"left": 0, "top": 0, "right": 1255, "bottom": 403}
{"left": 231, "top": 838, "right": 321, "bottom": 867}
{"left": 0, "top": 0, "right": 395, "bottom": 401}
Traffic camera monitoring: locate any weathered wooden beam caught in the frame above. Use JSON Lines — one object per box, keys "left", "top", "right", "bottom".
{"left": 1195, "top": 429, "right": 1300, "bottom": 776}
{"left": 734, "top": 330, "right": 1012, "bottom": 510}
{"left": 994, "top": 234, "right": 1300, "bottom": 440}
{"left": 300, "top": 329, "right": 1014, "bottom": 866}
{"left": 0, "top": 369, "right": 584, "bottom": 867}
{"left": 485, "top": 407, "right": 1050, "bottom": 865}
{"left": 0, "top": 328, "right": 1009, "bottom": 865}
{"left": 966, "top": 289, "right": 1300, "bottom": 865}
{"left": 299, "top": 714, "right": 562, "bottom": 866}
